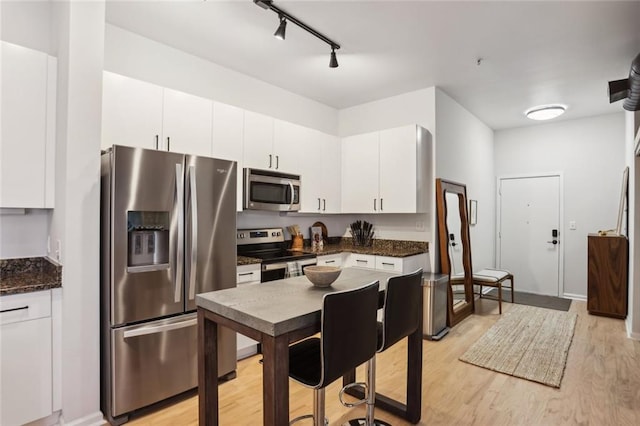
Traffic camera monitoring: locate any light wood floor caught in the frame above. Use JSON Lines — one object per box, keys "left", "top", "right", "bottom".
{"left": 128, "top": 300, "right": 640, "bottom": 425}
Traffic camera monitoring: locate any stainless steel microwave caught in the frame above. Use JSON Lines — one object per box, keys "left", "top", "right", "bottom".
{"left": 243, "top": 168, "right": 301, "bottom": 211}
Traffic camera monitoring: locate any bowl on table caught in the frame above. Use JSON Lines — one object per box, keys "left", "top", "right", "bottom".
{"left": 304, "top": 266, "right": 342, "bottom": 287}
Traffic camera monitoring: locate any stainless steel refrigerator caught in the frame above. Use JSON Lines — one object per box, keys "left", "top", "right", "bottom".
{"left": 100, "top": 145, "right": 237, "bottom": 424}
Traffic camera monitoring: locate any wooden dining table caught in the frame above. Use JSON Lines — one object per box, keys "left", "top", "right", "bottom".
{"left": 196, "top": 267, "right": 423, "bottom": 425}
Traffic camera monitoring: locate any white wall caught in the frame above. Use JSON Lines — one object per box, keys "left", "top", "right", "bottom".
{"left": 495, "top": 113, "right": 626, "bottom": 298}
{"left": 50, "top": 1, "right": 105, "bottom": 424}
{"left": 0, "top": 0, "right": 52, "bottom": 54}
{"left": 627, "top": 111, "right": 640, "bottom": 339}
{"left": 435, "top": 89, "right": 495, "bottom": 272}
{"left": 0, "top": 210, "right": 50, "bottom": 258}
{"left": 104, "top": 24, "right": 338, "bottom": 135}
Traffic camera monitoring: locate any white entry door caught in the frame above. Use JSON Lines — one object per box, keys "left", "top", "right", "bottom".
{"left": 498, "top": 175, "right": 562, "bottom": 296}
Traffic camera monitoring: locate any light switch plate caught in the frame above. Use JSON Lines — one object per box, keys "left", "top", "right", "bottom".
{"left": 569, "top": 221, "right": 577, "bottom": 230}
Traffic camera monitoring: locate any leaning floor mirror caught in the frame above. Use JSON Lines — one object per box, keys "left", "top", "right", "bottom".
{"left": 436, "top": 178, "right": 475, "bottom": 326}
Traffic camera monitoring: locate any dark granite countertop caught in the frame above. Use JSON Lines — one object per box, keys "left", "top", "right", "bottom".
{"left": 235, "top": 238, "right": 428, "bottom": 266}
{"left": 0, "top": 257, "right": 62, "bottom": 296}
{"left": 237, "top": 255, "right": 262, "bottom": 266}
{"left": 297, "top": 238, "right": 428, "bottom": 258}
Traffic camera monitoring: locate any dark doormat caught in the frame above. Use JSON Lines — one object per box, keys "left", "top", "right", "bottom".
{"left": 485, "top": 288, "right": 572, "bottom": 312}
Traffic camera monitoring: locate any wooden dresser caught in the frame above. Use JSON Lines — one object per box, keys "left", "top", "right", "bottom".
{"left": 587, "top": 234, "right": 628, "bottom": 318}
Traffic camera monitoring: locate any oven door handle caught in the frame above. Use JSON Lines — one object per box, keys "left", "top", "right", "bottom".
{"left": 262, "top": 263, "right": 288, "bottom": 272}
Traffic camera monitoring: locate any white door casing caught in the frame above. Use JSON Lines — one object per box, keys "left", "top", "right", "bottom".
{"left": 497, "top": 174, "right": 564, "bottom": 296}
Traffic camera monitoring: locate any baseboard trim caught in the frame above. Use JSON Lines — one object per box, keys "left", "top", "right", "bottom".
{"left": 626, "top": 322, "right": 640, "bottom": 341}
{"left": 562, "top": 292, "right": 587, "bottom": 301}
{"left": 59, "top": 411, "right": 105, "bottom": 426}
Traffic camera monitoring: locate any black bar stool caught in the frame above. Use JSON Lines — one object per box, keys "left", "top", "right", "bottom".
{"left": 288, "top": 280, "right": 380, "bottom": 426}
{"left": 342, "top": 269, "right": 423, "bottom": 426}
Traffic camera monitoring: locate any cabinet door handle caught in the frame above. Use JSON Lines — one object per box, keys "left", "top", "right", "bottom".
{"left": 356, "top": 259, "right": 368, "bottom": 264}
{"left": 0, "top": 305, "right": 28, "bottom": 314}
{"left": 373, "top": 199, "right": 377, "bottom": 211}
{"left": 323, "top": 199, "right": 326, "bottom": 211}
{"left": 155, "top": 135, "right": 159, "bottom": 150}
{"left": 276, "top": 155, "right": 279, "bottom": 170}
{"left": 325, "top": 260, "right": 335, "bottom": 264}
{"left": 238, "top": 272, "right": 255, "bottom": 277}
{"left": 167, "top": 137, "right": 171, "bottom": 151}
{"left": 318, "top": 198, "right": 321, "bottom": 210}
{"left": 380, "top": 198, "right": 383, "bottom": 211}
{"left": 382, "top": 262, "right": 394, "bottom": 266}
{"left": 269, "top": 154, "right": 272, "bottom": 168}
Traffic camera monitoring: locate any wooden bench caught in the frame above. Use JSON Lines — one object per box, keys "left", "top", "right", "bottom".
{"left": 473, "top": 268, "right": 514, "bottom": 314}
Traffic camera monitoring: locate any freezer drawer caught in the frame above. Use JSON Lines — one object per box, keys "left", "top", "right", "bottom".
{"left": 111, "top": 314, "right": 197, "bottom": 416}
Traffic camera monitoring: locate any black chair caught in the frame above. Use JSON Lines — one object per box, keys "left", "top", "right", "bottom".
{"left": 288, "top": 280, "right": 380, "bottom": 426}
{"left": 342, "top": 269, "right": 423, "bottom": 426}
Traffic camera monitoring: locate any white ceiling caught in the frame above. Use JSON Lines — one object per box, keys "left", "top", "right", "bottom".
{"left": 105, "top": 0, "right": 640, "bottom": 130}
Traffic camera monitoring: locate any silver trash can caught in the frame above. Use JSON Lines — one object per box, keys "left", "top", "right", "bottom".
{"left": 422, "top": 273, "right": 449, "bottom": 341}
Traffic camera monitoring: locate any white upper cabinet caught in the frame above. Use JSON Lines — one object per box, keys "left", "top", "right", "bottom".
{"left": 1, "top": 42, "right": 56, "bottom": 208}
{"left": 341, "top": 124, "right": 430, "bottom": 214}
{"left": 341, "top": 132, "right": 379, "bottom": 213}
{"left": 243, "top": 112, "right": 301, "bottom": 174}
{"left": 243, "top": 110, "right": 274, "bottom": 170}
{"left": 102, "top": 71, "right": 164, "bottom": 151}
{"left": 379, "top": 125, "right": 420, "bottom": 213}
{"left": 102, "top": 72, "right": 213, "bottom": 156}
{"left": 272, "top": 119, "right": 303, "bottom": 174}
{"left": 321, "top": 134, "right": 342, "bottom": 213}
{"left": 300, "top": 129, "right": 341, "bottom": 213}
{"left": 212, "top": 102, "right": 244, "bottom": 212}
{"left": 162, "top": 88, "right": 213, "bottom": 157}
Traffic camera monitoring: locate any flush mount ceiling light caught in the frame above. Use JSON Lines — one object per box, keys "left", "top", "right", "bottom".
{"left": 525, "top": 105, "right": 566, "bottom": 121}
{"left": 254, "top": 0, "right": 341, "bottom": 68}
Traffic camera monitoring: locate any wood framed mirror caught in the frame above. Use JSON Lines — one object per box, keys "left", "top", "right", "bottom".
{"left": 436, "top": 178, "right": 474, "bottom": 327}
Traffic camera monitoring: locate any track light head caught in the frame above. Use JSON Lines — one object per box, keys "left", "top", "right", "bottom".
{"left": 329, "top": 48, "right": 338, "bottom": 68}
{"left": 274, "top": 15, "right": 286, "bottom": 40}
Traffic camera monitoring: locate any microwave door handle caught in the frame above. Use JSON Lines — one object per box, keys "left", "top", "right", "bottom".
{"left": 188, "top": 165, "right": 198, "bottom": 301}
{"left": 288, "top": 181, "right": 295, "bottom": 209}
{"left": 175, "top": 163, "right": 184, "bottom": 303}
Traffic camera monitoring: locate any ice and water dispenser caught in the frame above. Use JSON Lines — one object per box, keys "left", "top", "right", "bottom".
{"left": 127, "top": 211, "right": 169, "bottom": 272}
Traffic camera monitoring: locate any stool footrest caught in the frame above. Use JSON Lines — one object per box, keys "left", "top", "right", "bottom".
{"left": 344, "top": 418, "right": 393, "bottom": 426}
{"left": 339, "top": 382, "right": 368, "bottom": 408}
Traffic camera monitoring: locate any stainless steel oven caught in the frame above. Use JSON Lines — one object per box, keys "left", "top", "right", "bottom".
{"left": 261, "top": 257, "right": 317, "bottom": 282}
{"left": 237, "top": 228, "right": 317, "bottom": 282}
{"left": 243, "top": 168, "right": 301, "bottom": 212}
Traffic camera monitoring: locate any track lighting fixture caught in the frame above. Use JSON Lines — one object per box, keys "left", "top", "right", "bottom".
{"left": 254, "top": 0, "right": 341, "bottom": 68}
{"left": 274, "top": 15, "right": 286, "bottom": 40}
{"left": 329, "top": 47, "right": 338, "bottom": 68}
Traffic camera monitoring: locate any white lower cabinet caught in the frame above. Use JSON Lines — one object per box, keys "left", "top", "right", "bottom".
{"left": 345, "top": 253, "right": 376, "bottom": 269}
{"left": 236, "top": 264, "right": 260, "bottom": 359}
{"left": 0, "top": 291, "right": 53, "bottom": 426}
{"left": 346, "top": 253, "right": 427, "bottom": 273}
{"left": 316, "top": 253, "right": 344, "bottom": 267}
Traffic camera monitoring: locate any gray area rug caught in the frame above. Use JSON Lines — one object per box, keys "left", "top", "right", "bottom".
{"left": 460, "top": 305, "right": 577, "bottom": 388}
{"left": 486, "top": 288, "right": 572, "bottom": 312}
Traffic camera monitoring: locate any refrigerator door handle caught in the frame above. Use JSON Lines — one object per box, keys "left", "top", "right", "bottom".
{"left": 122, "top": 318, "right": 197, "bottom": 339}
{"left": 188, "top": 165, "right": 198, "bottom": 301}
{"left": 175, "top": 163, "right": 184, "bottom": 303}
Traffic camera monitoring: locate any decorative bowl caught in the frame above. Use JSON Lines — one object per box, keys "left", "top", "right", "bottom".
{"left": 304, "top": 266, "right": 342, "bottom": 287}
